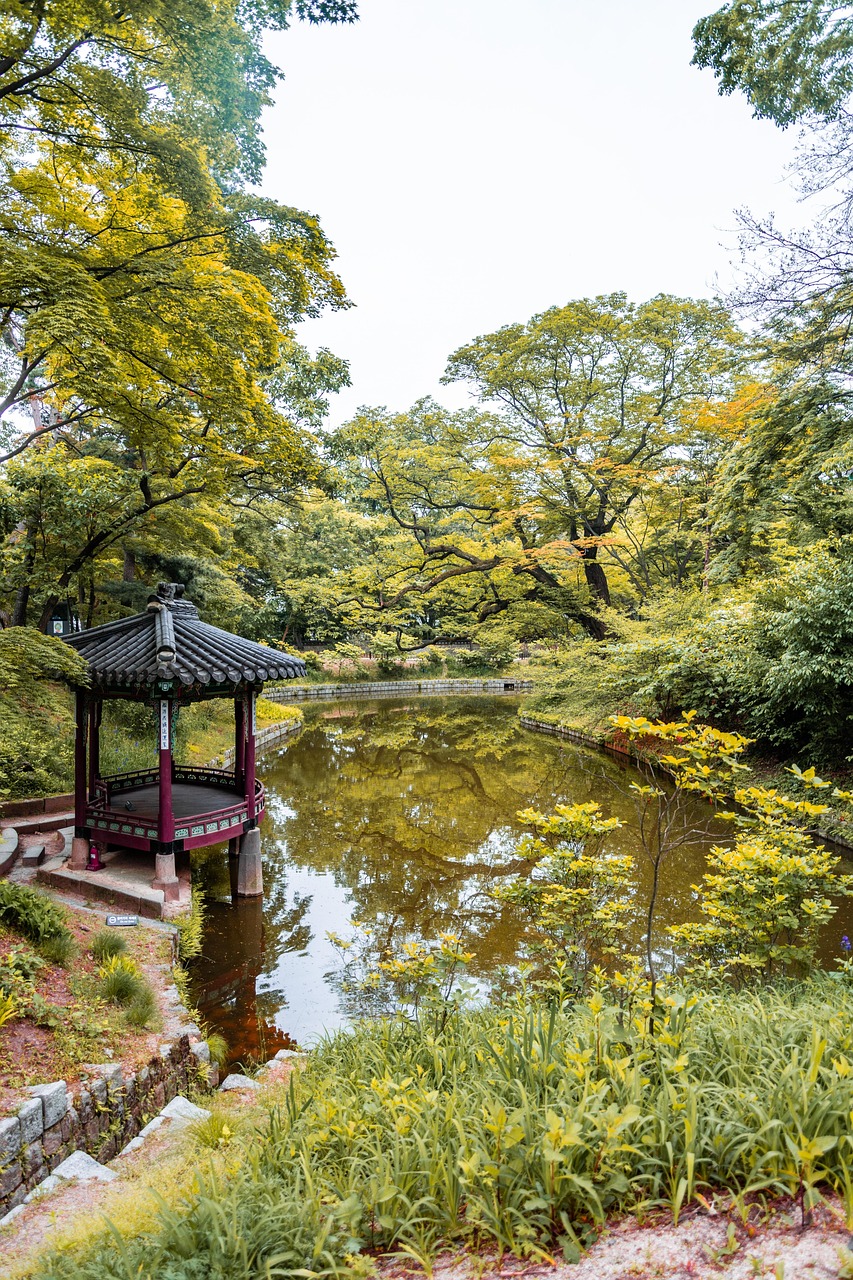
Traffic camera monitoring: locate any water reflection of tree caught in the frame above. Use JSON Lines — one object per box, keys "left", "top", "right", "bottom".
{"left": 259, "top": 698, "right": 724, "bottom": 983}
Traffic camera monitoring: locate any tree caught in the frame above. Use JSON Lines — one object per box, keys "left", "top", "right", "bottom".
{"left": 0, "top": 2, "right": 355, "bottom": 627}
{"left": 692, "top": 1, "right": 853, "bottom": 126}
{"left": 443, "top": 294, "right": 743, "bottom": 631}
{"left": 330, "top": 399, "right": 599, "bottom": 645}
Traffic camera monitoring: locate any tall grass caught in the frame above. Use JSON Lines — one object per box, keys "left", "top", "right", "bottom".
{"left": 30, "top": 979, "right": 853, "bottom": 1279}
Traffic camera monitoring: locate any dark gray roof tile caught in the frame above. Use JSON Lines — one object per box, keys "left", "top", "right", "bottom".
{"left": 65, "top": 582, "right": 305, "bottom": 694}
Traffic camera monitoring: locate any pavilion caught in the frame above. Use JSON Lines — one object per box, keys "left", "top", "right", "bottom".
{"left": 63, "top": 582, "right": 305, "bottom": 901}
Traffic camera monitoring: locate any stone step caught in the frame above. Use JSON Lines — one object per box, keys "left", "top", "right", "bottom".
{"left": 0, "top": 828, "right": 19, "bottom": 876}
{"left": 21, "top": 843, "right": 46, "bottom": 867}
{"left": 10, "top": 811, "right": 74, "bottom": 836}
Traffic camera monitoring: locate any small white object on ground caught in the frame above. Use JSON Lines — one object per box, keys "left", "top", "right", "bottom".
{"left": 51, "top": 1151, "right": 117, "bottom": 1183}
{"left": 274, "top": 1049, "right": 307, "bottom": 1061}
{"left": 160, "top": 1096, "right": 210, "bottom": 1126}
{"left": 220, "top": 1073, "right": 259, "bottom": 1091}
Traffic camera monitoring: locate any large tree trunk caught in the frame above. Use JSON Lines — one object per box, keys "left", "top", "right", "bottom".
{"left": 580, "top": 551, "right": 611, "bottom": 607}
{"left": 11, "top": 583, "right": 29, "bottom": 627}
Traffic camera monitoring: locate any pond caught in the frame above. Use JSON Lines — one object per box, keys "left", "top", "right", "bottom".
{"left": 188, "top": 695, "right": 853, "bottom": 1067}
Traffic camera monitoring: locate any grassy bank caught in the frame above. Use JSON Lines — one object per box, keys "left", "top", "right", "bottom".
{"left": 0, "top": 894, "right": 172, "bottom": 1114}
{"left": 23, "top": 979, "right": 853, "bottom": 1278}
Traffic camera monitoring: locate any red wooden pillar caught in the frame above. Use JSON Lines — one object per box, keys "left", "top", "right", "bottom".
{"left": 245, "top": 691, "right": 256, "bottom": 825}
{"left": 157, "top": 698, "right": 174, "bottom": 845}
{"left": 70, "top": 691, "right": 91, "bottom": 870}
{"left": 74, "top": 691, "right": 87, "bottom": 830}
{"left": 87, "top": 698, "right": 101, "bottom": 799}
{"left": 153, "top": 698, "right": 179, "bottom": 901}
{"left": 234, "top": 696, "right": 245, "bottom": 788}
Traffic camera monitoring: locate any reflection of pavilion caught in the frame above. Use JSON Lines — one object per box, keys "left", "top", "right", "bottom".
{"left": 62, "top": 581, "right": 304, "bottom": 901}
{"left": 191, "top": 891, "right": 298, "bottom": 1066}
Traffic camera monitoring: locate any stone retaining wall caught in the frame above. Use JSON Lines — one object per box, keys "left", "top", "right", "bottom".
{"left": 220, "top": 716, "right": 302, "bottom": 769}
{"left": 0, "top": 793, "right": 74, "bottom": 821}
{"left": 0, "top": 1036, "right": 210, "bottom": 1216}
{"left": 518, "top": 715, "right": 635, "bottom": 763}
{"left": 265, "top": 677, "right": 534, "bottom": 702}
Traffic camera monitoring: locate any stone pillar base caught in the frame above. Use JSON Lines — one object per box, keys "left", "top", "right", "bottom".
{"left": 69, "top": 836, "right": 90, "bottom": 870}
{"left": 153, "top": 851, "right": 180, "bottom": 902}
{"left": 236, "top": 827, "right": 263, "bottom": 897}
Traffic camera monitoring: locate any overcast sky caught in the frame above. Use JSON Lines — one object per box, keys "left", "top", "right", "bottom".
{"left": 263, "top": 0, "right": 806, "bottom": 426}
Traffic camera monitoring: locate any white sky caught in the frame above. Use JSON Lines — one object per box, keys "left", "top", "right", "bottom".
{"left": 263, "top": 0, "right": 806, "bottom": 426}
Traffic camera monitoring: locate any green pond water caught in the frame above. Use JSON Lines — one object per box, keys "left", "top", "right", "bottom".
{"left": 188, "top": 695, "right": 853, "bottom": 1066}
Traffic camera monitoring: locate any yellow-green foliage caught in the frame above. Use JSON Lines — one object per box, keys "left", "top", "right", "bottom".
{"left": 0, "top": 628, "right": 88, "bottom": 798}
{"left": 0, "top": 989, "right": 16, "bottom": 1028}
{"left": 612, "top": 713, "right": 853, "bottom": 979}
{"left": 494, "top": 803, "right": 633, "bottom": 987}
{"left": 174, "top": 887, "right": 206, "bottom": 962}
{"left": 27, "top": 980, "right": 853, "bottom": 1278}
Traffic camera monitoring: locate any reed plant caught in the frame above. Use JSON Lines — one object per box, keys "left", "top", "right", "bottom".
{"left": 89, "top": 929, "right": 128, "bottom": 963}
{"left": 30, "top": 977, "right": 853, "bottom": 1279}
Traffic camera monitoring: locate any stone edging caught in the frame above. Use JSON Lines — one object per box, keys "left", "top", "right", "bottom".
{"left": 220, "top": 716, "right": 303, "bottom": 769}
{"left": 0, "top": 1034, "right": 215, "bottom": 1218}
{"left": 518, "top": 715, "right": 636, "bottom": 763}
{"left": 265, "top": 677, "right": 534, "bottom": 702}
{"left": 518, "top": 715, "right": 853, "bottom": 855}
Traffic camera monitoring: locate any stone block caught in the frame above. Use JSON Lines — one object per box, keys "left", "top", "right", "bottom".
{"left": 0, "top": 1200, "right": 26, "bottom": 1226}
{"left": 84, "top": 1119, "right": 100, "bottom": 1146}
{"left": 97, "top": 1136, "right": 117, "bottom": 1163}
{"left": 0, "top": 1116, "right": 21, "bottom": 1165}
{"left": 151, "top": 1083, "right": 166, "bottom": 1110}
{"left": 160, "top": 1096, "right": 210, "bottom": 1127}
{"left": 89, "top": 1078, "right": 108, "bottom": 1104}
{"left": 42, "top": 1123, "right": 63, "bottom": 1158}
{"left": 24, "top": 1165, "right": 47, "bottom": 1192}
{"left": 25, "top": 1174, "right": 60, "bottom": 1202}
{"left": 53, "top": 1151, "right": 116, "bottom": 1183}
{"left": 159, "top": 1043, "right": 173, "bottom": 1059}
{"left": 83, "top": 1063, "right": 123, "bottom": 1088}
{"left": 236, "top": 827, "right": 263, "bottom": 897}
{"left": 21, "top": 1141, "right": 44, "bottom": 1177}
{"left": 21, "top": 843, "right": 45, "bottom": 867}
{"left": 137, "top": 1116, "right": 163, "bottom": 1140}
{"left": 77, "top": 1090, "right": 92, "bottom": 1122}
{"left": 16, "top": 1098, "right": 43, "bottom": 1145}
{"left": 26, "top": 1081, "right": 67, "bottom": 1129}
{"left": 191, "top": 1040, "right": 211, "bottom": 1064}
{"left": 219, "top": 1073, "right": 259, "bottom": 1092}
{"left": 0, "top": 1162, "right": 22, "bottom": 1198}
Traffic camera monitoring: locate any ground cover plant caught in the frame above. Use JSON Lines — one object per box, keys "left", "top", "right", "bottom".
{"left": 24, "top": 978, "right": 853, "bottom": 1279}
{"left": 0, "top": 905, "right": 170, "bottom": 1112}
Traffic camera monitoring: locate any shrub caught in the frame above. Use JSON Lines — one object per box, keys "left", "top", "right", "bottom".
{"left": 0, "top": 990, "right": 16, "bottom": 1029}
{"left": 90, "top": 929, "right": 128, "bottom": 963}
{"left": 124, "top": 985, "right": 157, "bottom": 1028}
{"left": 174, "top": 888, "right": 205, "bottom": 962}
{"left": 0, "top": 882, "right": 75, "bottom": 961}
{"left": 98, "top": 954, "right": 144, "bottom": 1005}
{"left": 205, "top": 1032, "right": 229, "bottom": 1067}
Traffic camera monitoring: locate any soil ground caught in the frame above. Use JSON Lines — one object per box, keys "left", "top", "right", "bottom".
{"left": 0, "top": 885, "right": 177, "bottom": 1117}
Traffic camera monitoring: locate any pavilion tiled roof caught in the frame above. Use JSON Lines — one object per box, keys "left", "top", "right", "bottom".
{"left": 65, "top": 582, "right": 305, "bottom": 692}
